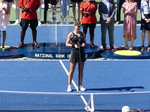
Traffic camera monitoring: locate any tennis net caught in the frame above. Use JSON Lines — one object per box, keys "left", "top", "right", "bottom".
{"left": 0, "top": 90, "right": 150, "bottom": 112}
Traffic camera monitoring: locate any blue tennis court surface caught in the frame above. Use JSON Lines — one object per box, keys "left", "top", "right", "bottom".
{"left": 1, "top": 25, "right": 150, "bottom": 111}
{"left": 0, "top": 60, "right": 150, "bottom": 111}
{"left": 0, "top": 60, "right": 150, "bottom": 93}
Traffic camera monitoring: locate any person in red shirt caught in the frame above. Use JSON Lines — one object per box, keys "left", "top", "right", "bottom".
{"left": 80, "top": 0, "right": 97, "bottom": 48}
{"left": 18, "top": 0, "right": 41, "bottom": 48}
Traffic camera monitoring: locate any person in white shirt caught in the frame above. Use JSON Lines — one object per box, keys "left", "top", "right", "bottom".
{"left": 0, "top": 0, "right": 9, "bottom": 50}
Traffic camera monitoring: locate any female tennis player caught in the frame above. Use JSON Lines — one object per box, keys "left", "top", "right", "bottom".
{"left": 66, "top": 22, "right": 86, "bottom": 92}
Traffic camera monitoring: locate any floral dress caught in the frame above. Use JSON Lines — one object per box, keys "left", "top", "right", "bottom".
{"left": 0, "top": 2, "right": 9, "bottom": 31}
{"left": 123, "top": 1, "right": 138, "bottom": 41}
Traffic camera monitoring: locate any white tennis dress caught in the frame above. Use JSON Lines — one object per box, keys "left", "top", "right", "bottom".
{"left": 0, "top": 2, "right": 9, "bottom": 31}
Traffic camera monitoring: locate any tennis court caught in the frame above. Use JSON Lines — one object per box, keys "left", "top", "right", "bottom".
{"left": 0, "top": 6, "right": 150, "bottom": 111}
{"left": 0, "top": 60, "right": 150, "bottom": 111}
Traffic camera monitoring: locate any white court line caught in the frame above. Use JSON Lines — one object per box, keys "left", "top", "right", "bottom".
{"left": 59, "top": 60, "right": 78, "bottom": 90}
{"left": 59, "top": 60, "right": 93, "bottom": 111}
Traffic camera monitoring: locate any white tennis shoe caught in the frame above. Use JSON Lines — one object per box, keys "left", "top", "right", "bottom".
{"left": 80, "top": 85, "right": 86, "bottom": 91}
{"left": 67, "top": 85, "right": 72, "bottom": 92}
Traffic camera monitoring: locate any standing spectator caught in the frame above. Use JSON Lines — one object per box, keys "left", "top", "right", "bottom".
{"left": 60, "top": 0, "right": 70, "bottom": 24}
{"left": 5, "top": 0, "right": 13, "bottom": 24}
{"left": 37, "top": 0, "right": 42, "bottom": 25}
{"left": 14, "top": 0, "right": 20, "bottom": 25}
{"left": 80, "top": 0, "right": 97, "bottom": 48}
{"left": 66, "top": 22, "right": 86, "bottom": 92}
{"left": 44, "top": 0, "right": 57, "bottom": 24}
{"left": 115, "top": 0, "right": 125, "bottom": 24}
{"left": 123, "top": 0, "right": 138, "bottom": 50}
{"left": 51, "top": 0, "right": 57, "bottom": 23}
{"left": 71, "top": 0, "right": 83, "bottom": 24}
{"left": 140, "top": 0, "right": 150, "bottom": 51}
{"left": 98, "top": 0, "right": 116, "bottom": 51}
{"left": 18, "top": 0, "right": 41, "bottom": 48}
{"left": 0, "top": 0, "right": 10, "bottom": 50}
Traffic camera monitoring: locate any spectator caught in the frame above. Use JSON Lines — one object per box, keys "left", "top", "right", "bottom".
{"left": 66, "top": 22, "right": 86, "bottom": 92}
{"left": 123, "top": 0, "right": 138, "bottom": 50}
{"left": 80, "top": 0, "right": 97, "bottom": 48}
{"left": 44, "top": 0, "right": 57, "bottom": 24}
{"left": 0, "top": 0, "right": 10, "bottom": 50}
{"left": 71, "top": 0, "right": 83, "bottom": 24}
{"left": 37, "top": 0, "right": 42, "bottom": 25}
{"left": 140, "top": 0, "right": 150, "bottom": 51}
{"left": 14, "top": 0, "right": 20, "bottom": 25}
{"left": 18, "top": 0, "right": 41, "bottom": 48}
{"left": 60, "top": 0, "right": 70, "bottom": 24}
{"left": 51, "top": 0, "right": 57, "bottom": 24}
{"left": 5, "top": 0, "right": 13, "bottom": 24}
{"left": 115, "top": 0, "right": 125, "bottom": 24}
{"left": 98, "top": 0, "right": 116, "bottom": 51}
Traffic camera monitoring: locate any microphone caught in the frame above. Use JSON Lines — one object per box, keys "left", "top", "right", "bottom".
{"left": 77, "top": 38, "right": 81, "bottom": 48}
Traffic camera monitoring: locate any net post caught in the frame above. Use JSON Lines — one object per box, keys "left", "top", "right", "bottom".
{"left": 90, "top": 93, "right": 95, "bottom": 112}
{"left": 84, "top": 94, "right": 95, "bottom": 112}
